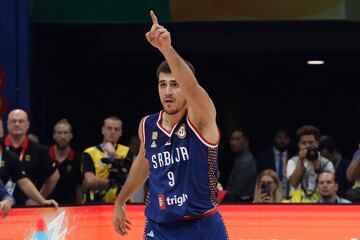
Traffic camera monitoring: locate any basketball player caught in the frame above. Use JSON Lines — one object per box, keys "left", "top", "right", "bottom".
{"left": 112, "top": 10, "right": 228, "bottom": 239}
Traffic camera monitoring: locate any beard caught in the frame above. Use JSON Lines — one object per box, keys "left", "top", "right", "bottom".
{"left": 56, "top": 142, "right": 69, "bottom": 150}
{"left": 320, "top": 192, "right": 332, "bottom": 200}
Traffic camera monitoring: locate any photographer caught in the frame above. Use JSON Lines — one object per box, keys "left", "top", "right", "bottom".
{"left": 253, "top": 169, "right": 283, "bottom": 203}
{"left": 82, "top": 116, "right": 133, "bottom": 204}
{"left": 286, "top": 125, "right": 335, "bottom": 203}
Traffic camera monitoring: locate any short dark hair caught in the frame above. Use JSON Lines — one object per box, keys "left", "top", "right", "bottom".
{"left": 103, "top": 116, "right": 122, "bottom": 126}
{"left": 156, "top": 60, "right": 195, "bottom": 79}
{"left": 54, "top": 118, "right": 72, "bottom": 132}
{"left": 296, "top": 125, "right": 320, "bottom": 141}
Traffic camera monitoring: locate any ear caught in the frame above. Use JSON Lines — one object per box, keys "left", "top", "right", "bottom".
{"left": 25, "top": 121, "right": 30, "bottom": 132}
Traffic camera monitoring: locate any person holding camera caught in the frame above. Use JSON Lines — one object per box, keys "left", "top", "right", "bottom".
{"left": 286, "top": 125, "right": 335, "bottom": 203}
{"left": 253, "top": 169, "right": 283, "bottom": 203}
{"left": 82, "top": 116, "right": 133, "bottom": 204}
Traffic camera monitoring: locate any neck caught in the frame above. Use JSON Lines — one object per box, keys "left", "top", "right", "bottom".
{"left": 9, "top": 135, "right": 26, "bottom": 148}
{"left": 162, "top": 109, "right": 186, "bottom": 130}
{"left": 55, "top": 145, "right": 70, "bottom": 162}
{"left": 321, "top": 195, "right": 337, "bottom": 203}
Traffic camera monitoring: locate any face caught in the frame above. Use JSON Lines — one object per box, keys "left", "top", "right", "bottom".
{"left": 53, "top": 123, "right": 73, "bottom": 150}
{"left": 298, "top": 134, "right": 318, "bottom": 150}
{"left": 259, "top": 175, "right": 277, "bottom": 194}
{"left": 102, "top": 119, "right": 122, "bottom": 144}
{"left": 229, "top": 131, "right": 248, "bottom": 153}
{"left": 158, "top": 72, "right": 187, "bottom": 115}
{"left": 7, "top": 109, "right": 30, "bottom": 137}
{"left": 274, "top": 131, "right": 290, "bottom": 152}
{"left": 317, "top": 172, "right": 338, "bottom": 199}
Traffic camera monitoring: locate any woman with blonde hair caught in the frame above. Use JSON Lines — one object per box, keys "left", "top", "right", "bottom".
{"left": 253, "top": 169, "right": 283, "bottom": 203}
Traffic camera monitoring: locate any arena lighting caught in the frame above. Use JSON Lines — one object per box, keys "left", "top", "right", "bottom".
{"left": 307, "top": 60, "right": 325, "bottom": 65}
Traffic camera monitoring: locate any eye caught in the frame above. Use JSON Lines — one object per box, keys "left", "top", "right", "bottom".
{"left": 159, "top": 82, "right": 167, "bottom": 88}
{"left": 170, "top": 82, "right": 179, "bottom": 88}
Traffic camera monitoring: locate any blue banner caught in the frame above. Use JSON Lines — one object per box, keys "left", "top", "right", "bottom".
{"left": 0, "top": 0, "right": 30, "bottom": 120}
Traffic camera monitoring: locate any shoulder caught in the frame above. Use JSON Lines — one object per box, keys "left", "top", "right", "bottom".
{"left": 320, "top": 157, "right": 335, "bottom": 170}
{"left": 288, "top": 155, "right": 299, "bottom": 163}
{"left": 83, "top": 145, "right": 101, "bottom": 155}
{"left": 116, "top": 144, "right": 130, "bottom": 155}
{"left": 339, "top": 197, "right": 351, "bottom": 203}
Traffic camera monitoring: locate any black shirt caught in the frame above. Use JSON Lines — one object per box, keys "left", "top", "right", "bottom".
{"left": 0, "top": 145, "right": 27, "bottom": 184}
{"left": 48, "top": 145, "right": 82, "bottom": 205}
{"left": 4, "top": 135, "right": 57, "bottom": 205}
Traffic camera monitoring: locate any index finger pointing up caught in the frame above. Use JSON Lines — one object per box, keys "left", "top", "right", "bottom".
{"left": 150, "top": 10, "right": 158, "bottom": 25}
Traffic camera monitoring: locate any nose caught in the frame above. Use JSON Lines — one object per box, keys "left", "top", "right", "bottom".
{"left": 165, "top": 85, "right": 173, "bottom": 95}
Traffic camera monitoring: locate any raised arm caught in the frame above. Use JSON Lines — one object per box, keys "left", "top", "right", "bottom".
{"left": 113, "top": 118, "right": 150, "bottom": 236}
{"left": 146, "top": 10, "right": 218, "bottom": 143}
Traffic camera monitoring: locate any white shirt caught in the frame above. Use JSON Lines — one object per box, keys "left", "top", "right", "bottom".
{"left": 286, "top": 155, "right": 335, "bottom": 195}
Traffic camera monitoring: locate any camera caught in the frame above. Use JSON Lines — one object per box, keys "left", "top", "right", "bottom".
{"left": 101, "top": 156, "right": 133, "bottom": 186}
{"left": 306, "top": 146, "right": 319, "bottom": 161}
{"left": 260, "top": 181, "right": 271, "bottom": 196}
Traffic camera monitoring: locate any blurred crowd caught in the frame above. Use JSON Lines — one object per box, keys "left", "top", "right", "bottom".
{"left": 1, "top": 108, "right": 358, "bottom": 218}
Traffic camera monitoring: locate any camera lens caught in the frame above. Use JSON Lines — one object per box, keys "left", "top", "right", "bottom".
{"left": 306, "top": 146, "right": 319, "bottom": 161}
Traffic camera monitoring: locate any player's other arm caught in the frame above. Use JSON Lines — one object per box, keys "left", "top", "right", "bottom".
{"left": 113, "top": 119, "right": 149, "bottom": 236}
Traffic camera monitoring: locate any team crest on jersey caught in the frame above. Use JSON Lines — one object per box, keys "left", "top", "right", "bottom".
{"left": 66, "top": 165, "right": 73, "bottom": 172}
{"left": 175, "top": 124, "right": 186, "bottom": 139}
{"left": 151, "top": 141, "right": 157, "bottom": 148}
{"left": 152, "top": 131, "right": 158, "bottom": 140}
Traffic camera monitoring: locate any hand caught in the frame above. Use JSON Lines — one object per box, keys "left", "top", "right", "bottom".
{"left": 299, "top": 148, "right": 307, "bottom": 161}
{"left": 0, "top": 199, "right": 13, "bottom": 218}
{"left": 25, "top": 198, "right": 40, "bottom": 206}
{"left": 259, "top": 193, "right": 272, "bottom": 203}
{"left": 42, "top": 199, "right": 59, "bottom": 209}
{"left": 145, "top": 10, "right": 171, "bottom": 51}
{"left": 103, "top": 142, "right": 116, "bottom": 158}
{"left": 113, "top": 203, "right": 131, "bottom": 236}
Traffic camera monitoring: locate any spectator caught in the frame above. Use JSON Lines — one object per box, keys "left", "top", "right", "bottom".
{"left": 82, "top": 116, "right": 133, "bottom": 204}
{"left": 0, "top": 142, "right": 58, "bottom": 207}
{"left": 4, "top": 109, "right": 60, "bottom": 205}
{"left": 224, "top": 129, "right": 257, "bottom": 202}
{"left": 317, "top": 171, "right": 351, "bottom": 203}
{"left": 345, "top": 143, "right": 360, "bottom": 202}
{"left": 0, "top": 178, "right": 14, "bottom": 218}
{"left": 286, "top": 125, "right": 335, "bottom": 203}
{"left": 256, "top": 128, "right": 293, "bottom": 198}
{"left": 48, "top": 119, "right": 83, "bottom": 204}
{"left": 253, "top": 169, "right": 282, "bottom": 203}
{"left": 318, "top": 136, "right": 352, "bottom": 198}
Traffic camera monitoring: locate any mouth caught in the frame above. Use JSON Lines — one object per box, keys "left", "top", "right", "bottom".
{"left": 164, "top": 98, "right": 175, "bottom": 103}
